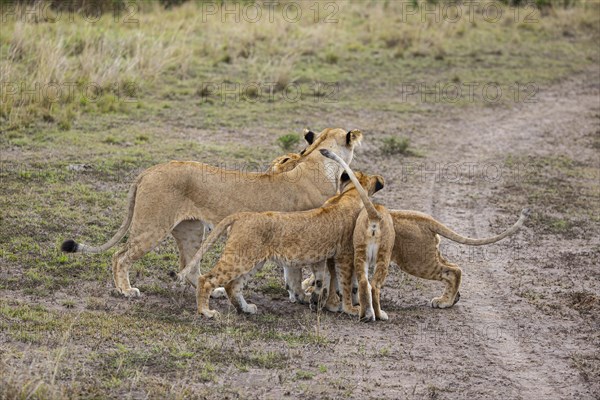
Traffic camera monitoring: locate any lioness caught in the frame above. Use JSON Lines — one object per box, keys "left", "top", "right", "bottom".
{"left": 178, "top": 171, "right": 385, "bottom": 318}
{"left": 61, "top": 128, "right": 364, "bottom": 298}
{"left": 320, "top": 149, "right": 395, "bottom": 321}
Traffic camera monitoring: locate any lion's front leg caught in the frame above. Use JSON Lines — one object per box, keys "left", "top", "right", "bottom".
{"left": 283, "top": 265, "right": 307, "bottom": 304}
{"left": 351, "top": 273, "right": 359, "bottom": 306}
{"left": 324, "top": 258, "right": 341, "bottom": 312}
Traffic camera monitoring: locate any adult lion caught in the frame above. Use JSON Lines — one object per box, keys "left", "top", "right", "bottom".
{"left": 61, "top": 128, "right": 363, "bottom": 298}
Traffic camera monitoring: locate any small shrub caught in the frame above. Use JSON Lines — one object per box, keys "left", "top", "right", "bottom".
{"left": 295, "top": 370, "right": 315, "bottom": 380}
{"left": 103, "top": 135, "right": 122, "bottom": 145}
{"left": 381, "top": 136, "right": 411, "bottom": 155}
{"left": 277, "top": 134, "right": 300, "bottom": 151}
{"left": 325, "top": 52, "right": 339, "bottom": 64}
{"left": 135, "top": 134, "right": 150, "bottom": 143}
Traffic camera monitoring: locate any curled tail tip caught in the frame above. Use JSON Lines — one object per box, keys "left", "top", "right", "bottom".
{"left": 61, "top": 239, "right": 78, "bottom": 253}
{"left": 521, "top": 208, "right": 532, "bottom": 218}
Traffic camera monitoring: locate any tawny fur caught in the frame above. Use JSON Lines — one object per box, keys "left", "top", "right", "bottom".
{"left": 388, "top": 208, "right": 530, "bottom": 308}
{"left": 265, "top": 153, "right": 302, "bottom": 173}
{"left": 321, "top": 149, "right": 395, "bottom": 322}
{"left": 60, "top": 128, "right": 364, "bottom": 298}
{"left": 268, "top": 148, "right": 362, "bottom": 305}
{"left": 179, "top": 172, "right": 385, "bottom": 318}
{"left": 304, "top": 208, "right": 530, "bottom": 308}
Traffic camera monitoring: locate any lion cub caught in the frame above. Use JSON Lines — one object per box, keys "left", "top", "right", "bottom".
{"left": 305, "top": 208, "right": 531, "bottom": 309}
{"left": 179, "top": 171, "right": 385, "bottom": 318}
{"left": 320, "top": 149, "right": 395, "bottom": 321}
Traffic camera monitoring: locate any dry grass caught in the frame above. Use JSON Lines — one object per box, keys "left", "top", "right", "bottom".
{"left": 1, "top": 1, "right": 597, "bottom": 130}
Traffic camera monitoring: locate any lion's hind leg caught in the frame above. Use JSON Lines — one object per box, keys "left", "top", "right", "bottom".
{"left": 371, "top": 258, "right": 390, "bottom": 320}
{"left": 355, "top": 250, "right": 375, "bottom": 322}
{"left": 112, "top": 229, "right": 169, "bottom": 297}
{"left": 225, "top": 262, "right": 264, "bottom": 315}
{"left": 430, "top": 260, "right": 462, "bottom": 309}
{"left": 336, "top": 254, "right": 359, "bottom": 317}
{"left": 197, "top": 256, "right": 253, "bottom": 318}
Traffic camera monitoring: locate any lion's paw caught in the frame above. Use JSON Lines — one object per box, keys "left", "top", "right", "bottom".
{"left": 324, "top": 293, "right": 341, "bottom": 312}
{"left": 243, "top": 303, "right": 258, "bottom": 314}
{"left": 377, "top": 310, "right": 389, "bottom": 321}
{"left": 360, "top": 314, "right": 376, "bottom": 323}
{"left": 201, "top": 309, "right": 221, "bottom": 319}
{"left": 453, "top": 291, "right": 461, "bottom": 305}
{"left": 123, "top": 288, "right": 141, "bottom": 298}
{"left": 211, "top": 288, "right": 227, "bottom": 299}
{"left": 294, "top": 292, "right": 308, "bottom": 305}
{"left": 344, "top": 306, "right": 359, "bottom": 316}
{"left": 173, "top": 273, "right": 188, "bottom": 287}
{"left": 431, "top": 296, "right": 454, "bottom": 309}
{"left": 361, "top": 307, "right": 376, "bottom": 322}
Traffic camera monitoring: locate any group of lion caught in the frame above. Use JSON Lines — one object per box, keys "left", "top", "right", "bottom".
{"left": 62, "top": 127, "right": 529, "bottom": 321}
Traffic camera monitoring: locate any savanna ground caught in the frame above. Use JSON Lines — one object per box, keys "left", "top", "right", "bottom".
{"left": 1, "top": 1, "right": 599, "bottom": 398}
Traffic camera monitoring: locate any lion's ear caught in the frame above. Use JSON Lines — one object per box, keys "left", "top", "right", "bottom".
{"left": 341, "top": 172, "right": 350, "bottom": 184}
{"left": 304, "top": 129, "right": 316, "bottom": 144}
{"left": 339, "top": 172, "right": 351, "bottom": 191}
{"left": 346, "top": 129, "right": 363, "bottom": 146}
{"left": 374, "top": 176, "right": 385, "bottom": 193}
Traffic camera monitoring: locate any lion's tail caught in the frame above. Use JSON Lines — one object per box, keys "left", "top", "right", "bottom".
{"left": 431, "top": 208, "right": 531, "bottom": 245}
{"left": 60, "top": 176, "right": 140, "bottom": 254}
{"left": 320, "top": 148, "right": 381, "bottom": 222}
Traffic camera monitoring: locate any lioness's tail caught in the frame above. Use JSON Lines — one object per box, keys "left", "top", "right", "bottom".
{"left": 430, "top": 208, "right": 531, "bottom": 245}
{"left": 319, "top": 149, "right": 381, "bottom": 222}
{"left": 60, "top": 176, "right": 140, "bottom": 254}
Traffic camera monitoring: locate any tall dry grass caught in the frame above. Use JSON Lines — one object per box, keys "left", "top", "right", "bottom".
{"left": 0, "top": 0, "right": 597, "bottom": 130}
